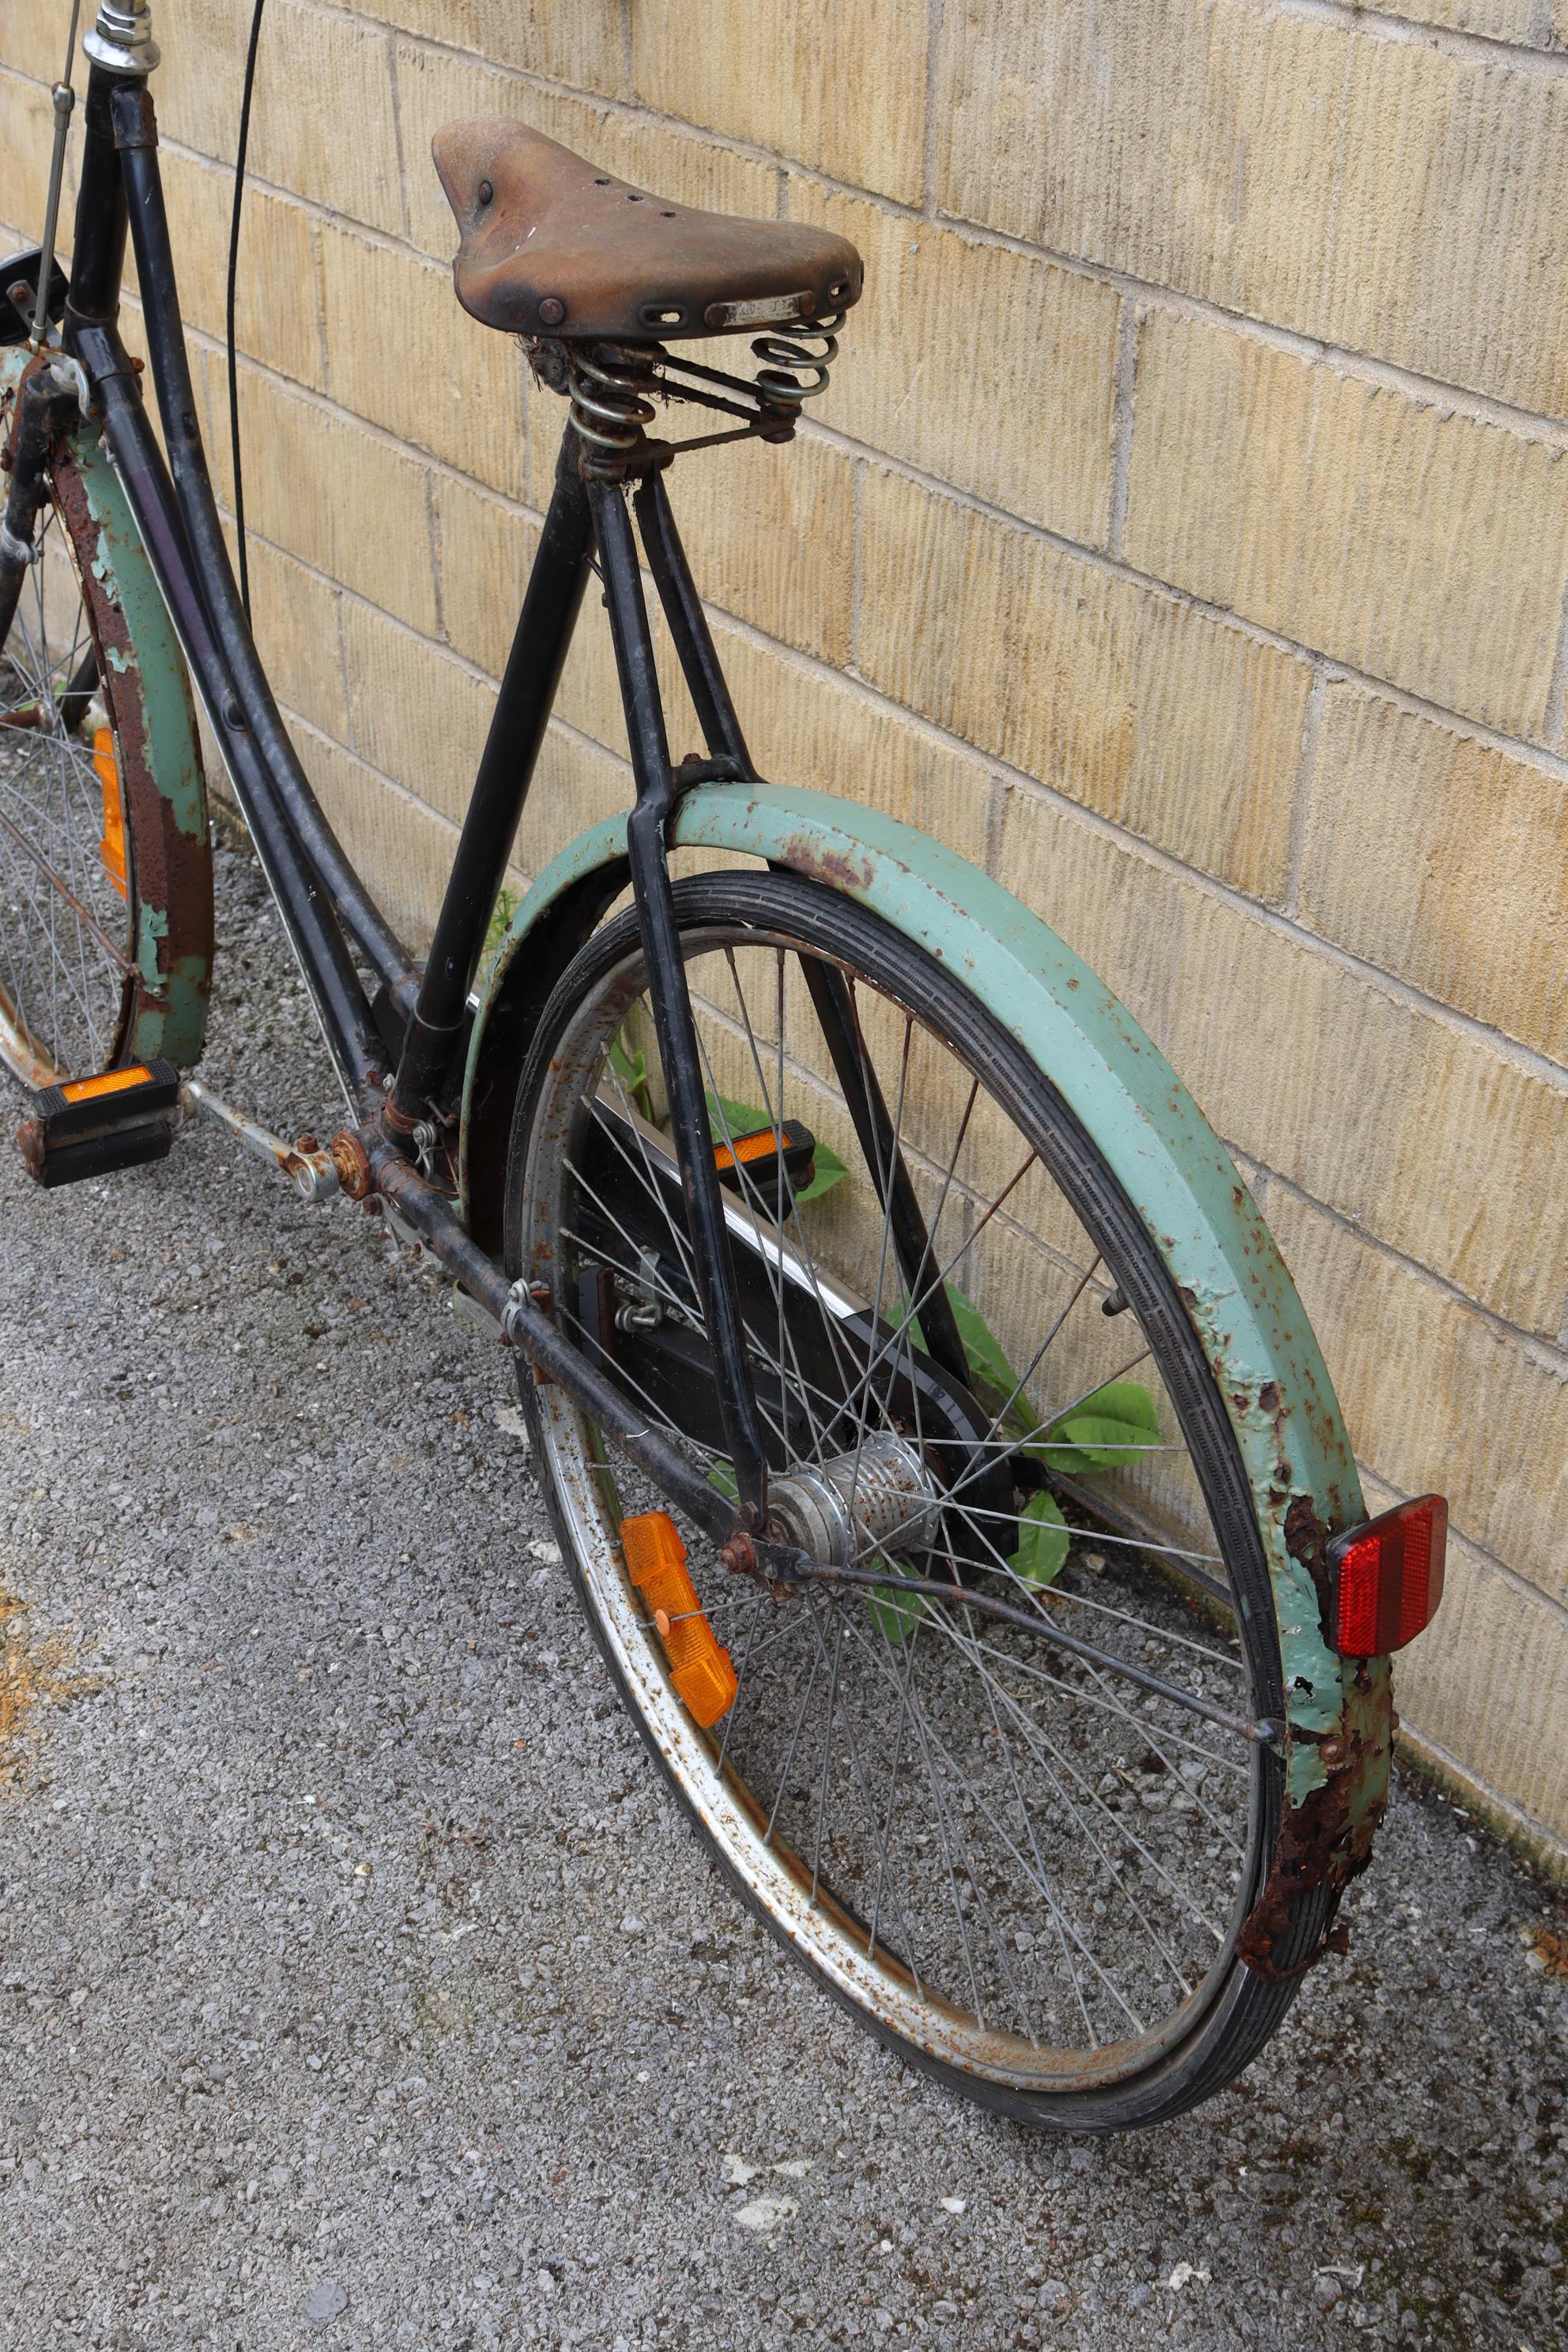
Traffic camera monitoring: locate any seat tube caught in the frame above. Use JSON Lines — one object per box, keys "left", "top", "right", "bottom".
{"left": 588, "top": 473, "right": 771, "bottom": 1528}
{"left": 388, "top": 428, "right": 595, "bottom": 1128}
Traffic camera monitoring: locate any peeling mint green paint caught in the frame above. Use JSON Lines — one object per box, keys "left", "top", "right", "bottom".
{"left": 135, "top": 903, "right": 169, "bottom": 989}
{"left": 465, "top": 779, "right": 1385, "bottom": 1790}
{"left": 130, "top": 951, "right": 209, "bottom": 1068}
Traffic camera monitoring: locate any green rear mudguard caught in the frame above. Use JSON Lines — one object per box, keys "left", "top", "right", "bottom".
{"left": 0, "top": 348, "right": 211, "bottom": 1069}
{"left": 461, "top": 778, "right": 1391, "bottom": 1966}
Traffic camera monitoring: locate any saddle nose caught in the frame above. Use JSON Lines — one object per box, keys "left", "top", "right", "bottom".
{"left": 432, "top": 118, "right": 863, "bottom": 344}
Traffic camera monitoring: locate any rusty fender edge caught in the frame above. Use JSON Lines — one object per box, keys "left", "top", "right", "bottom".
{"left": 0, "top": 347, "right": 212, "bottom": 1069}
{"left": 462, "top": 781, "right": 1390, "bottom": 1968}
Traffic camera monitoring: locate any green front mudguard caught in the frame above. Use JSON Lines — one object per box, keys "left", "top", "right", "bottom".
{"left": 0, "top": 347, "right": 211, "bottom": 1069}
{"left": 461, "top": 778, "right": 1391, "bottom": 1966}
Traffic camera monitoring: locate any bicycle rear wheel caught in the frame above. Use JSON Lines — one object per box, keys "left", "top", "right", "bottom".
{"left": 507, "top": 869, "right": 1329, "bottom": 2131}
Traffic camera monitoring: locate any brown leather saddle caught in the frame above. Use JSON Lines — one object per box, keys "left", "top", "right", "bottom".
{"left": 432, "top": 119, "right": 863, "bottom": 344}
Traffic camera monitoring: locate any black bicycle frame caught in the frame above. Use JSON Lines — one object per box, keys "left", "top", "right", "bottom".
{"left": 49, "top": 55, "right": 955, "bottom": 1544}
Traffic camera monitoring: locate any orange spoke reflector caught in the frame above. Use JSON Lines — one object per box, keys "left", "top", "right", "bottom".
{"left": 58, "top": 1063, "right": 154, "bottom": 1104}
{"left": 1327, "top": 1493, "right": 1447, "bottom": 1657}
{"left": 621, "top": 1510, "right": 737, "bottom": 1728}
{"left": 95, "top": 727, "right": 127, "bottom": 898}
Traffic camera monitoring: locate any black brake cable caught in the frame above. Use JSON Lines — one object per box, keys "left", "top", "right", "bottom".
{"left": 224, "top": 0, "right": 267, "bottom": 623}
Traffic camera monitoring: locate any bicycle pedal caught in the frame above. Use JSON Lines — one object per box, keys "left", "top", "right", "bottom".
{"left": 17, "top": 1057, "right": 180, "bottom": 1189}
{"left": 713, "top": 1117, "right": 816, "bottom": 1201}
{"left": 621, "top": 1511, "right": 737, "bottom": 1728}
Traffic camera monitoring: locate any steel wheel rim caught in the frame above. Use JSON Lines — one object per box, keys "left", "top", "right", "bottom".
{"left": 0, "top": 497, "right": 135, "bottom": 1089}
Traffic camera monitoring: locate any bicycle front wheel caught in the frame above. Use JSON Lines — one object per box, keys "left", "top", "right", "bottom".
{"left": 0, "top": 386, "right": 209, "bottom": 1092}
{"left": 507, "top": 868, "right": 1327, "bottom": 2130}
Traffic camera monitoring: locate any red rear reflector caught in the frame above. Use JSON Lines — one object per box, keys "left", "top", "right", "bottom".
{"left": 1327, "top": 1494, "right": 1447, "bottom": 1657}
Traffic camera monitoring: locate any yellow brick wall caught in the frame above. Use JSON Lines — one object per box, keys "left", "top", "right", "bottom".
{"left": 4, "top": 0, "right": 1566, "bottom": 1868}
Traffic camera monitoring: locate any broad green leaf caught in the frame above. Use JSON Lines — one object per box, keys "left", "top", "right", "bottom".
{"left": 867, "top": 1561, "right": 928, "bottom": 1642}
{"left": 1008, "top": 1490, "right": 1069, "bottom": 1587}
{"left": 707, "top": 1457, "right": 739, "bottom": 1503}
{"left": 943, "top": 1283, "right": 1024, "bottom": 1415}
{"left": 705, "top": 1087, "right": 768, "bottom": 1143}
{"left": 793, "top": 1136, "right": 846, "bottom": 1200}
{"left": 1038, "top": 1381, "right": 1161, "bottom": 1476}
{"left": 895, "top": 1283, "right": 1037, "bottom": 1442}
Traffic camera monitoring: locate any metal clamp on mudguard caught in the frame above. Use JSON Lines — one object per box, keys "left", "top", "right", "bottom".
{"left": 17, "top": 1057, "right": 180, "bottom": 1187}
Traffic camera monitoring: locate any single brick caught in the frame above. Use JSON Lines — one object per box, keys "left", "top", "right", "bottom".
{"left": 937, "top": 0, "right": 1568, "bottom": 417}
{"left": 1264, "top": 1180, "right": 1568, "bottom": 1605}
{"left": 201, "top": 347, "right": 437, "bottom": 635}
{"left": 316, "top": 219, "right": 526, "bottom": 497}
{"left": 1000, "top": 782, "right": 1568, "bottom": 1334}
{"left": 1298, "top": 685, "right": 1568, "bottom": 1065}
{"left": 338, "top": 597, "right": 495, "bottom": 823}
{"left": 631, "top": 0, "right": 928, "bottom": 205}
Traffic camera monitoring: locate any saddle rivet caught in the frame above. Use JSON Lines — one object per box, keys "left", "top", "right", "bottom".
{"left": 477, "top": 178, "right": 493, "bottom": 205}
{"left": 537, "top": 295, "right": 567, "bottom": 327}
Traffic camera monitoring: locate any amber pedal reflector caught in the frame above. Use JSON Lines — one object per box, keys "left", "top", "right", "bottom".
{"left": 712, "top": 1117, "right": 816, "bottom": 1193}
{"left": 95, "top": 728, "right": 127, "bottom": 898}
{"left": 713, "top": 1125, "right": 785, "bottom": 1173}
{"left": 58, "top": 1063, "right": 154, "bottom": 1104}
{"left": 621, "top": 1510, "right": 737, "bottom": 1728}
{"left": 1327, "top": 1494, "right": 1448, "bottom": 1658}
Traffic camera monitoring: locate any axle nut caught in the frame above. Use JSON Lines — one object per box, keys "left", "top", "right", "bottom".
{"left": 329, "top": 1129, "right": 373, "bottom": 1200}
{"left": 718, "top": 1533, "right": 756, "bottom": 1578}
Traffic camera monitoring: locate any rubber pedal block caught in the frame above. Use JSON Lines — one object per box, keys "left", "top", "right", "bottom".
{"left": 17, "top": 1057, "right": 180, "bottom": 1189}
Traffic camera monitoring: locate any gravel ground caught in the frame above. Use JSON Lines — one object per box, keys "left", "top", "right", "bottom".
{"left": 0, "top": 836, "right": 1564, "bottom": 2352}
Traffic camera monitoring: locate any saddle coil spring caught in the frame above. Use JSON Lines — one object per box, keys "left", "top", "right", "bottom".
{"left": 567, "top": 342, "right": 661, "bottom": 459}
{"left": 561, "top": 311, "right": 846, "bottom": 471}
{"left": 750, "top": 315, "right": 843, "bottom": 412}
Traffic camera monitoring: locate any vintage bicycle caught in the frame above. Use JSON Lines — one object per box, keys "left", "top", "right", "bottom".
{"left": 0, "top": 0, "right": 1447, "bottom": 2131}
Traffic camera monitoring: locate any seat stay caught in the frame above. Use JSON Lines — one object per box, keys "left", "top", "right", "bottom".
{"left": 589, "top": 473, "right": 773, "bottom": 1527}
{"left": 632, "top": 469, "right": 756, "bottom": 775}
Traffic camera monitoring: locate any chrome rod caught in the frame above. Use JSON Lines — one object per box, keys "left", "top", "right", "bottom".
{"left": 29, "top": 1, "right": 83, "bottom": 354}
